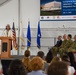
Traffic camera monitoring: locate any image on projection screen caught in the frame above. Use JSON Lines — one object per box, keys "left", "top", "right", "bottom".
{"left": 40, "top": 0, "right": 76, "bottom": 20}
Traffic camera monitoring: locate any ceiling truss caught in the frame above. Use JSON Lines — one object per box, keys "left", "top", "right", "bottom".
{"left": 0, "top": 0, "right": 11, "bottom": 7}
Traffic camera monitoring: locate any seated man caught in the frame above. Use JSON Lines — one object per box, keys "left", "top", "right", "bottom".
{"left": 51, "top": 36, "right": 62, "bottom": 56}
{"left": 54, "top": 36, "right": 62, "bottom": 47}
{"left": 69, "top": 35, "right": 76, "bottom": 51}
{"left": 59, "top": 34, "right": 73, "bottom": 55}
{"left": 59, "top": 34, "right": 68, "bottom": 55}
{"left": 66, "top": 34, "right": 73, "bottom": 49}
{"left": 60, "top": 34, "right": 67, "bottom": 48}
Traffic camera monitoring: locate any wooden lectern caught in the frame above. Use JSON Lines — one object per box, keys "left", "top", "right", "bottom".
{"left": 0, "top": 37, "right": 12, "bottom": 58}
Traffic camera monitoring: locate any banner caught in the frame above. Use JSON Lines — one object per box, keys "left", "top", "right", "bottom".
{"left": 40, "top": 0, "right": 76, "bottom": 20}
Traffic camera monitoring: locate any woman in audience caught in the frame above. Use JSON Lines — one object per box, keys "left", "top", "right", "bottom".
{"left": 68, "top": 52, "right": 76, "bottom": 70}
{"left": 47, "top": 61, "right": 70, "bottom": 75}
{"left": 8, "top": 59, "right": 27, "bottom": 75}
{"left": 62, "top": 55, "right": 75, "bottom": 75}
{"left": 50, "top": 56, "right": 62, "bottom": 64}
{"left": 22, "top": 50, "right": 31, "bottom": 72}
{"left": 28, "top": 57, "right": 46, "bottom": 75}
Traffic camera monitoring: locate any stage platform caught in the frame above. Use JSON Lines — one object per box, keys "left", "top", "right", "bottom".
{"left": 1, "top": 55, "right": 24, "bottom": 60}
{"left": 1, "top": 55, "right": 35, "bottom": 75}
{"left": 0, "top": 55, "right": 35, "bottom": 60}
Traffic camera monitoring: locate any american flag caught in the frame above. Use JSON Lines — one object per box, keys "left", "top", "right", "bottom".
{"left": 12, "top": 22, "right": 18, "bottom": 50}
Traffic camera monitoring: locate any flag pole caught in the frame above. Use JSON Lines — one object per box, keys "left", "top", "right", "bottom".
{"left": 18, "top": 0, "right": 20, "bottom": 55}
{"left": 27, "top": 20, "right": 31, "bottom": 50}
{"left": 27, "top": 18, "right": 29, "bottom": 50}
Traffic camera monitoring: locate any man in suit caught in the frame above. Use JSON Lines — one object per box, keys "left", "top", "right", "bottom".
{"left": 54, "top": 36, "right": 62, "bottom": 47}
{"left": 46, "top": 36, "right": 62, "bottom": 59}
{"left": 51, "top": 36, "right": 62, "bottom": 56}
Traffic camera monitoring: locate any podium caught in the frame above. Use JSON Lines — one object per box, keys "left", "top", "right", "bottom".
{"left": 0, "top": 37, "right": 12, "bottom": 58}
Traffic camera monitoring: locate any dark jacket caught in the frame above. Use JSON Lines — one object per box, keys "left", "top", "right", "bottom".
{"left": 54, "top": 40, "right": 62, "bottom": 47}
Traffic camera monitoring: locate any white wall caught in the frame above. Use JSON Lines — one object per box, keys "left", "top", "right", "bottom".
{"left": 20, "top": 0, "right": 40, "bottom": 28}
{"left": 0, "top": 0, "right": 76, "bottom": 55}
{"left": 0, "top": 0, "right": 18, "bottom": 28}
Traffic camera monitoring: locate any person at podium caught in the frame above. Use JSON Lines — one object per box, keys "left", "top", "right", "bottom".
{"left": 2, "top": 24, "right": 12, "bottom": 52}
{"left": 2, "top": 24, "right": 12, "bottom": 37}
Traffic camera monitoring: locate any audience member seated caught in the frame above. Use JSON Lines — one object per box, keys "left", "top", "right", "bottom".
{"left": 28, "top": 57, "right": 46, "bottom": 75}
{"left": 1, "top": 60, "right": 12, "bottom": 75}
{"left": 8, "top": 59, "right": 27, "bottom": 75}
{"left": 68, "top": 52, "right": 76, "bottom": 70}
{"left": 0, "top": 60, "right": 3, "bottom": 75}
{"left": 50, "top": 56, "right": 62, "bottom": 64}
{"left": 47, "top": 61, "right": 70, "bottom": 75}
{"left": 37, "top": 51, "right": 45, "bottom": 59}
{"left": 62, "top": 55, "right": 75, "bottom": 75}
{"left": 22, "top": 50, "right": 31, "bottom": 72}
{"left": 37, "top": 51, "right": 49, "bottom": 73}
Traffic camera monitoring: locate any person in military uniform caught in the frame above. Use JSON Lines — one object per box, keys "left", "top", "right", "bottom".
{"left": 60, "top": 34, "right": 67, "bottom": 48}
{"left": 59, "top": 34, "right": 68, "bottom": 56}
{"left": 69, "top": 35, "right": 76, "bottom": 52}
{"left": 59, "top": 34, "right": 73, "bottom": 56}
{"left": 66, "top": 34, "right": 73, "bottom": 49}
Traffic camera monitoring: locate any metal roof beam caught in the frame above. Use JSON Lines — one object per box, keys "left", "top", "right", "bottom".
{"left": 0, "top": 0, "right": 11, "bottom": 7}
